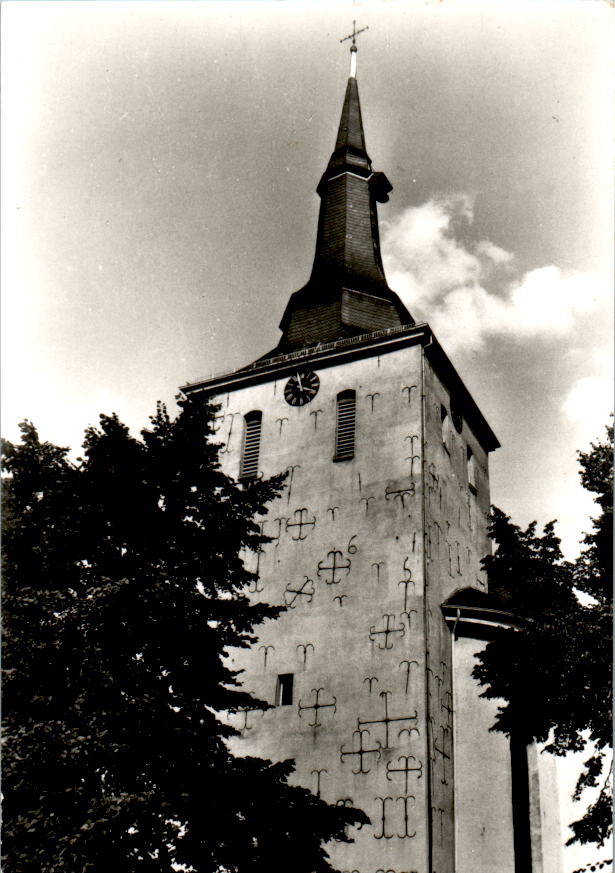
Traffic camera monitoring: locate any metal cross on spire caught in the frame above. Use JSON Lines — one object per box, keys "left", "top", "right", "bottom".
{"left": 340, "top": 20, "right": 369, "bottom": 78}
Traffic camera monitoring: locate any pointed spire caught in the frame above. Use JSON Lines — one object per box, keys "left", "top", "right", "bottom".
{"left": 328, "top": 76, "right": 369, "bottom": 173}
{"left": 272, "top": 42, "right": 413, "bottom": 355}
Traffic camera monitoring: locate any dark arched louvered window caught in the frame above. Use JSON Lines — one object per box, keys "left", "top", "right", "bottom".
{"left": 239, "top": 411, "right": 262, "bottom": 479}
{"left": 441, "top": 404, "right": 452, "bottom": 455}
{"left": 334, "top": 390, "right": 356, "bottom": 460}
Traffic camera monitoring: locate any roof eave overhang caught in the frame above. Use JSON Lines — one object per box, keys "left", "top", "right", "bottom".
{"left": 181, "top": 322, "right": 429, "bottom": 397}
{"left": 441, "top": 603, "right": 519, "bottom": 642}
{"left": 181, "top": 321, "right": 500, "bottom": 453}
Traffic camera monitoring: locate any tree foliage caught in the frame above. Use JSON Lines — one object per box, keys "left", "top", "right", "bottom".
{"left": 473, "top": 425, "right": 613, "bottom": 848}
{"left": 1, "top": 399, "right": 366, "bottom": 872}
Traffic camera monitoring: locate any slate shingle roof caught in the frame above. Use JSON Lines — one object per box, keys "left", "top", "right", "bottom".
{"left": 271, "top": 75, "right": 414, "bottom": 356}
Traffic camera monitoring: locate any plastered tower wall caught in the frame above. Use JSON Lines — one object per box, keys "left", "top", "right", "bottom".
{"left": 205, "top": 332, "right": 493, "bottom": 873}
{"left": 453, "top": 635, "right": 516, "bottom": 872}
{"left": 421, "top": 360, "right": 492, "bottom": 871}
{"left": 450, "top": 635, "right": 562, "bottom": 873}
{"left": 527, "top": 746, "right": 562, "bottom": 873}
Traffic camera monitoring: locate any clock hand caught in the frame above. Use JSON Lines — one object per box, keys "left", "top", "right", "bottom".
{"left": 296, "top": 373, "right": 303, "bottom": 390}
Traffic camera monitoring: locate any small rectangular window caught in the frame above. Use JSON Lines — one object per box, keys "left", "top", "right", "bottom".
{"left": 334, "top": 390, "right": 356, "bottom": 460}
{"left": 276, "top": 674, "right": 294, "bottom": 706}
{"left": 239, "top": 411, "right": 262, "bottom": 479}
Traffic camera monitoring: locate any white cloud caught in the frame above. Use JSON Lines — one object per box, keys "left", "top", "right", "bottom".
{"left": 474, "top": 239, "right": 514, "bottom": 265}
{"left": 562, "top": 375, "right": 614, "bottom": 448}
{"left": 382, "top": 195, "right": 613, "bottom": 563}
{"left": 382, "top": 195, "right": 612, "bottom": 352}
{"left": 382, "top": 194, "right": 488, "bottom": 309}
{"left": 511, "top": 267, "right": 611, "bottom": 332}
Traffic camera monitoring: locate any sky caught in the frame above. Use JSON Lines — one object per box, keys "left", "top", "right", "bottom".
{"left": 1, "top": 2, "right": 612, "bottom": 864}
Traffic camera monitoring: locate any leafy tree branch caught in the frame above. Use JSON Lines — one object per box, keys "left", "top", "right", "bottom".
{"left": 2, "top": 399, "right": 367, "bottom": 872}
{"left": 473, "top": 424, "right": 613, "bottom": 849}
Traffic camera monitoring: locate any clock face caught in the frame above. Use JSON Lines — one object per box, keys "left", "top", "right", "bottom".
{"left": 284, "top": 370, "right": 320, "bottom": 406}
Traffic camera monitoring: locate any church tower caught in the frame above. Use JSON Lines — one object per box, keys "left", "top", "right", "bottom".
{"left": 182, "top": 34, "right": 561, "bottom": 873}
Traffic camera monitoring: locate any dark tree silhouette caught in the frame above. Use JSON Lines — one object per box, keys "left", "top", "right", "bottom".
{"left": 474, "top": 425, "right": 613, "bottom": 850}
{"left": 1, "top": 399, "right": 366, "bottom": 873}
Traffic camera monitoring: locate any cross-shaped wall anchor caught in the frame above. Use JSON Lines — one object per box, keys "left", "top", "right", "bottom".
{"left": 284, "top": 576, "right": 314, "bottom": 608}
{"left": 317, "top": 549, "right": 351, "bottom": 585}
{"left": 340, "top": 728, "right": 382, "bottom": 775}
{"left": 369, "top": 614, "right": 406, "bottom": 650}
{"left": 385, "top": 755, "right": 423, "bottom": 793}
{"left": 298, "top": 687, "right": 337, "bottom": 728}
{"left": 358, "top": 690, "right": 418, "bottom": 749}
{"left": 285, "top": 507, "right": 316, "bottom": 541}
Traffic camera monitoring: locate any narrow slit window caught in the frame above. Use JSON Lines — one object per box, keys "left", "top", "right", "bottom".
{"left": 451, "top": 406, "right": 463, "bottom": 434}
{"left": 276, "top": 674, "right": 294, "bottom": 706}
{"left": 441, "top": 405, "right": 452, "bottom": 455}
{"left": 334, "top": 390, "right": 356, "bottom": 460}
{"left": 239, "top": 411, "right": 262, "bottom": 479}
{"left": 467, "top": 446, "right": 478, "bottom": 495}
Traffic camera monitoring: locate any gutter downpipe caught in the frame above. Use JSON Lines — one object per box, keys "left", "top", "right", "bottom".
{"left": 421, "top": 333, "right": 434, "bottom": 872}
